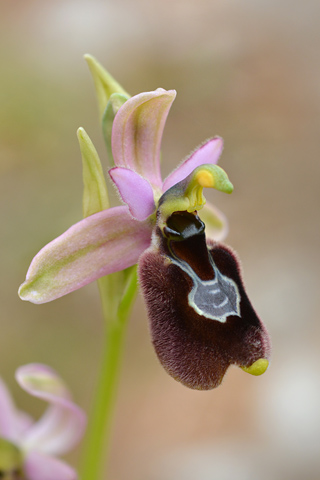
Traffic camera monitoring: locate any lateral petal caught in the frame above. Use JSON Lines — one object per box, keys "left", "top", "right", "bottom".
{"left": 199, "top": 201, "right": 229, "bottom": 242}
{"left": 0, "top": 379, "right": 21, "bottom": 442}
{"left": 16, "top": 364, "right": 86, "bottom": 457}
{"left": 109, "top": 167, "right": 156, "bottom": 220}
{"left": 163, "top": 137, "right": 223, "bottom": 191}
{"left": 18, "top": 206, "right": 152, "bottom": 304}
{"left": 112, "top": 88, "right": 176, "bottom": 189}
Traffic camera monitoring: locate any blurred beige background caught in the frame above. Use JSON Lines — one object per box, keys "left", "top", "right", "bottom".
{"left": 1, "top": 0, "right": 320, "bottom": 479}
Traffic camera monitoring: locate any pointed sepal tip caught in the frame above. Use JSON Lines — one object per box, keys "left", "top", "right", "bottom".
{"left": 84, "top": 54, "right": 129, "bottom": 118}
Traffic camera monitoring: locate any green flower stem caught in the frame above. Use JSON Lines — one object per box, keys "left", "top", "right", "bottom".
{"left": 80, "top": 267, "right": 138, "bottom": 480}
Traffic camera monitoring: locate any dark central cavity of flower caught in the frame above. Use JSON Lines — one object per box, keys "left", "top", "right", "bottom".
{"left": 164, "top": 212, "right": 241, "bottom": 323}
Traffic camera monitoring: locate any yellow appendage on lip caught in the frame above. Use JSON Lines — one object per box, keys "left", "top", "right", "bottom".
{"left": 241, "top": 358, "right": 269, "bottom": 376}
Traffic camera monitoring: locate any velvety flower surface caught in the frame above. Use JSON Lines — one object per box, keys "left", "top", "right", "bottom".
{"left": 18, "top": 89, "right": 227, "bottom": 304}
{"left": 0, "top": 364, "right": 86, "bottom": 480}
{"left": 139, "top": 210, "right": 271, "bottom": 390}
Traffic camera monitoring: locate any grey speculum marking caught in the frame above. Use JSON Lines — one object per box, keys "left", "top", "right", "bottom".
{"left": 188, "top": 265, "right": 240, "bottom": 322}
{"left": 170, "top": 254, "right": 241, "bottom": 323}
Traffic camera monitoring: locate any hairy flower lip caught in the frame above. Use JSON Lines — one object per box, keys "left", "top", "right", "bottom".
{"left": 139, "top": 230, "right": 271, "bottom": 390}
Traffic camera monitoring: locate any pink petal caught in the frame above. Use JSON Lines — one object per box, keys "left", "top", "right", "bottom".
{"left": 24, "top": 451, "right": 77, "bottom": 480}
{"left": 18, "top": 206, "right": 152, "bottom": 304}
{"left": 15, "top": 411, "right": 34, "bottom": 436}
{"left": 199, "top": 201, "right": 229, "bottom": 242}
{"left": 109, "top": 167, "right": 156, "bottom": 220}
{"left": 0, "top": 378, "right": 21, "bottom": 442}
{"left": 16, "top": 364, "right": 86, "bottom": 457}
{"left": 163, "top": 137, "right": 224, "bottom": 191}
{"left": 112, "top": 88, "right": 176, "bottom": 189}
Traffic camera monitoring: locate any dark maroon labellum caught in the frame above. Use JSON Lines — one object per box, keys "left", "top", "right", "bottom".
{"left": 139, "top": 211, "right": 271, "bottom": 390}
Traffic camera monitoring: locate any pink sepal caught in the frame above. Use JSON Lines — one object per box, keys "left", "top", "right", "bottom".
{"left": 16, "top": 364, "right": 86, "bottom": 457}
{"left": 19, "top": 206, "right": 152, "bottom": 304}
{"left": 24, "top": 451, "right": 77, "bottom": 480}
{"left": 112, "top": 88, "right": 176, "bottom": 188}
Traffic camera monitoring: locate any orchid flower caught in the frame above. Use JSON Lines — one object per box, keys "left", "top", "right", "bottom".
{"left": 19, "top": 85, "right": 271, "bottom": 389}
{"left": 0, "top": 364, "right": 86, "bottom": 480}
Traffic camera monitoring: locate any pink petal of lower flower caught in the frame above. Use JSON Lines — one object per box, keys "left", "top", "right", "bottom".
{"left": 18, "top": 206, "right": 152, "bottom": 304}
{"left": 16, "top": 364, "right": 86, "bottom": 457}
{"left": 112, "top": 89, "right": 176, "bottom": 189}
{"left": 163, "top": 137, "right": 224, "bottom": 191}
{"left": 24, "top": 451, "right": 76, "bottom": 480}
{"left": 16, "top": 411, "right": 34, "bottom": 436}
{"left": 109, "top": 167, "right": 155, "bottom": 220}
{"left": 0, "top": 378, "right": 21, "bottom": 442}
